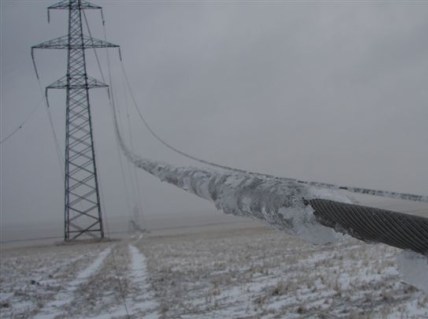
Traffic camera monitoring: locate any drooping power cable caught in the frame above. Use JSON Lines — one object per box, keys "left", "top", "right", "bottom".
{"left": 110, "top": 96, "right": 428, "bottom": 255}
{"left": 0, "top": 97, "right": 45, "bottom": 145}
{"left": 118, "top": 60, "right": 428, "bottom": 204}
{"left": 83, "top": 10, "right": 131, "bottom": 319}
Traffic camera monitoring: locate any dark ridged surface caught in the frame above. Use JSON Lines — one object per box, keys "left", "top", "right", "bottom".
{"left": 310, "top": 199, "right": 428, "bottom": 255}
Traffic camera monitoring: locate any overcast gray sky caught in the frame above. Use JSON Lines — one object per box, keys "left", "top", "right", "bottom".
{"left": 1, "top": 0, "right": 428, "bottom": 237}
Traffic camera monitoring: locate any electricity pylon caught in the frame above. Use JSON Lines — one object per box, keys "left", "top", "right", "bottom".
{"left": 32, "top": 0, "right": 119, "bottom": 241}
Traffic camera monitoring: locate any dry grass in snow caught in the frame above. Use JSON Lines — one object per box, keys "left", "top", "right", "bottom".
{"left": 140, "top": 225, "right": 428, "bottom": 319}
{"left": 1, "top": 224, "right": 427, "bottom": 319}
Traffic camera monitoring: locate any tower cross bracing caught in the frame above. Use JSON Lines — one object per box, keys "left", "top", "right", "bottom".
{"left": 32, "top": 0, "right": 119, "bottom": 241}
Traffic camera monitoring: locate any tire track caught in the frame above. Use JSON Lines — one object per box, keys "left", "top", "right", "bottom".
{"left": 88, "top": 244, "right": 160, "bottom": 319}
{"left": 128, "top": 244, "right": 160, "bottom": 318}
{"left": 33, "top": 246, "right": 112, "bottom": 319}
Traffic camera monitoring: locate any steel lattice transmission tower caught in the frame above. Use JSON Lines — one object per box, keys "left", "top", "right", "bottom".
{"left": 32, "top": 0, "right": 119, "bottom": 241}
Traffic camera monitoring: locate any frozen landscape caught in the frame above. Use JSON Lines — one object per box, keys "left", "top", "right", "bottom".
{"left": 1, "top": 222, "right": 427, "bottom": 319}
{"left": 2, "top": 1, "right": 428, "bottom": 318}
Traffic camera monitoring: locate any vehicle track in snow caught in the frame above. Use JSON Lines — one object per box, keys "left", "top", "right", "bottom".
{"left": 0, "top": 243, "right": 111, "bottom": 319}
{"left": 33, "top": 246, "right": 112, "bottom": 319}
{"left": 86, "top": 243, "right": 161, "bottom": 319}
{"left": 1, "top": 239, "right": 161, "bottom": 319}
{"left": 2, "top": 226, "right": 427, "bottom": 319}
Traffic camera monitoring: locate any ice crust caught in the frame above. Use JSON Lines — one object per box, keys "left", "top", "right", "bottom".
{"left": 123, "top": 146, "right": 351, "bottom": 244}
{"left": 397, "top": 251, "right": 428, "bottom": 294}
{"left": 113, "top": 112, "right": 428, "bottom": 294}
{"left": 126, "top": 154, "right": 428, "bottom": 293}
{"left": 111, "top": 105, "right": 351, "bottom": 245}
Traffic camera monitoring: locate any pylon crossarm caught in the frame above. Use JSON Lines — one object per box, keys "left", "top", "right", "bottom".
{"left": 47, "top": 76, "right": 108, "bottom": 90}
{"left": 48, "top": 0, "right": 102, "bottom": 23}
{"left": 32, "top": 35, "right": 118, "bottom": 50}
{"left": 49, "top": 0, "right": 101, "bottom": 10}
{"left": 84, "top": 36, "right": 119, "bottom": 48}
{"left": 32, "top": 35, "right": 119, "bottom": 50}
{"left": 84, "top": 77, "right": 109, "bottom": 88}
{"left": 32, "top": 35, "right": 69, "bottom": 49}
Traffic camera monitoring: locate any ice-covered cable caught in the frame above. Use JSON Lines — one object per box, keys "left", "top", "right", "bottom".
{"left": 111, "top": 100, "right": 350, "bottom": 245}
{"left": 310, "top": 199, "right": 428, "bottom": 255}
{"left": 112, "top": 94, "right": 428, "bottom": 257}
{"left": 115, "top": 112, "right": 428, "bottom": 261}
{"left": 119, "top": 61, "right": 428, "bottom": 204}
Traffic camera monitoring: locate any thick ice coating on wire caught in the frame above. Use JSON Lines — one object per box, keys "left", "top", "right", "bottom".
{"left": 122, "top": 141, "right": 351, "bottom": 245}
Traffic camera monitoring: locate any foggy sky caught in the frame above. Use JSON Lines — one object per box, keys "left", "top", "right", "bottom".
{"left": 1, "top": 0, "right": 428, "bottom": 235}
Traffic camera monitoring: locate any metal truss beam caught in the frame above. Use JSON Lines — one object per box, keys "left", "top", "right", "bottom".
{"left": 32, "top": 0, "right": 120, "bottom": 241}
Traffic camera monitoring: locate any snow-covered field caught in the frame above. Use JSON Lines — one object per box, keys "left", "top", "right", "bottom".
{"left": 1, "top": 224, "right": 427, "bottom": 319}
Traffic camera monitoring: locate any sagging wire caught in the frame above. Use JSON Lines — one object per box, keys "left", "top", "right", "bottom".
{"left": 83, "top": 9, "right": 133, "bottom": 223}
{"left": 34, "top": 76, "right": 64, "bottom": 177}
{"left": 31, "top": 39, "right": 64, "bottom": 175}
{"left": 117, "top": 60, "right": 428, "bottom": 204}
{"left": 108, "top": 57, "right": 428, "bottom": 256}
{"left": 87, "top": 8, "right": 145, "bottom": 229}
{"left": 121, "top": 79, "right": 144, "bottom": 227}
{"left": 0, "top": 96, "right": 45, "bottom": 145}
{"left": 118, "top": 59, "right": 145, "bottom": 228}
{"left": 83, "top": 10, "right": 131, "bottom": 319}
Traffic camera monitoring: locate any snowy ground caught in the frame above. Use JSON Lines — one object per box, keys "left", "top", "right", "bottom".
{"left": 1, "top": 224, "right": 427, "bottom": 319}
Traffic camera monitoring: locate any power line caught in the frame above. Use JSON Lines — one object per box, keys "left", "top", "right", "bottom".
{"left": 113, "top": 119, "right": 428, "bottom": 255}
{"left": 117, "top": 60, "right": 428, "bottom": 204}
{"left": 34, "top": 77, "right": 65, "bottom": 177}
{"left": 0, "top": 97, "right": 45, "bottom": 145}
{"left": 83, "top": 11, "right": 131, "bottom": 318}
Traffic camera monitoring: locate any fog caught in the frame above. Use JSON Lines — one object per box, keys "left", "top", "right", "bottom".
{"left": 1, "top": 0, "right": 428, "bottom": 241}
